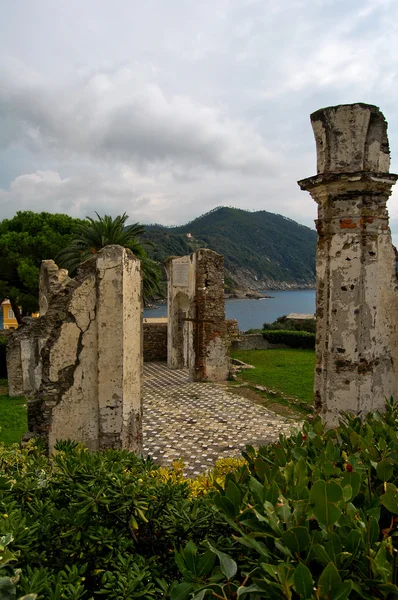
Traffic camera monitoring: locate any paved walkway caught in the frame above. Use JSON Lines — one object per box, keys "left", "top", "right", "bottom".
{"left": 143, "top": 362, "right": 298, "bottom": 476}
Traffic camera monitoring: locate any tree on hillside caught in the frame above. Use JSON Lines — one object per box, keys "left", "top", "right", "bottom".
{"left": 0, "top": 211, "right": 79, "bottom": 323}
{"left": 56, "top": 213, "right": 163, "bottom": 303}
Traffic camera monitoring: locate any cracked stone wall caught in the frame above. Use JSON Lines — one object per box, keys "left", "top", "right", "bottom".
{"left": 12, "top": 245, "right": 142, "bottom": 452}
{"left": 165, "top": 249, "right": 229, "bottom": 381}
{"left": 299, "top": 103, "right": 398, "bottom": 425}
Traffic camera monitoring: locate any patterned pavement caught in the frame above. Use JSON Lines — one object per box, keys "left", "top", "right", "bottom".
{"left": 142, "top": 362, "right": 298, "bottom": 476}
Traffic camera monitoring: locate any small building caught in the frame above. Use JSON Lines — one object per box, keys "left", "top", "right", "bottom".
{"left": 0, "top": 299, "right": 39, "bottom": 330}
{"left": 1, "top": 300, "right": 17, "bottom": 330}
{"left": 286, "top": 313, "right": 315, "bottom": 321}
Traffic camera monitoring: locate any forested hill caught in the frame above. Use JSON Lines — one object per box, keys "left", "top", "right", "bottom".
{"left": 143, "top": 207, "right": 317, "bottom": 292}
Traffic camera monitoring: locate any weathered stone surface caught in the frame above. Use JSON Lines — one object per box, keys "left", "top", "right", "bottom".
{"left": 143, "top": 321, "right": 168, "bottom": 362}
{"left": 310, "top": 103, "right": 390, "bottom": 174}
{"left": 10, "top": 245, "right": 143, "bottom": 453}
{"left": 231, "top": 333, "right": 289, "bottom": 351}
{"left": 299, "top": 103, "right": 398, "bottom": 426}
{"left": 39, "top": 259, "right": 70, "bottom": 316}
{"left": 165, "top": 249, "right": 230, "bottom": 382}
{"left": 7, "top": 318, "right": 44, "bottom": 397}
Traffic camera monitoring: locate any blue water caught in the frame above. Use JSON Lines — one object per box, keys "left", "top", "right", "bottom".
{"left": 144, "top": 289, "right": 316, "bottom": 331}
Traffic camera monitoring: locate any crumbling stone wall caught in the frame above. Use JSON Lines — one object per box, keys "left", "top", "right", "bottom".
{"left": 165, "top": 249, "right": 229, "bottom": 381}
{"left": 7, "top": 318, "right": 43, "bottom": 397}
{"left": 143, "top": 320, "right": 168, "bottom": 362}
{"left": 7, "top": 260, "right": 70, "bottom": 398}
{"left": 231, "top": 333, "right": 288, "bottom": 351}
{"left": 10, "top": 245, "right": 142, "bottom": 453}
{"left": 299, "top": 103, "right": 398, "bottom": 425}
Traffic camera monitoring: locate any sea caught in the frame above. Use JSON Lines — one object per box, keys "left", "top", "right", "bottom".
{"left": 144, "top": 289, "right": 316, "bottom": 331}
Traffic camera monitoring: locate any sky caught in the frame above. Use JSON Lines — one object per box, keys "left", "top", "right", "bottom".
{"left": 1, "top": 0, "right": 398, "bottom": 236}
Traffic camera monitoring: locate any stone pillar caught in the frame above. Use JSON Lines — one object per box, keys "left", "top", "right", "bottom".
{"left": 165, "top": 254, "right": 196, "bottom": 371}
{"left": 96, "top": 246, "right": 142, "bottom": 452}
{"left": 166, "top": 249, "right": 229, "bottom": 381}
{"left": 194, "top": 249, "right": 229, "bottom": 382}
{"left": 298, "top": 103, "right": 398, "bottom": 425}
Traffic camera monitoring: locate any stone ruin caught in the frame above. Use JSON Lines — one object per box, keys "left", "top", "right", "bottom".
{"left": 11, "top": 103, "right": 397, "bottom": 442}
{"left": 8, "top": 245, "right": 142, "bottom": 453}
{"left": 165, "top": 249, "right": 231, "bottom": 381}
{"left": 7, "top": 244, "right": 235, "bottom": 450}
{"left": 299, "top": 103, "right": 398, "bottom": 426}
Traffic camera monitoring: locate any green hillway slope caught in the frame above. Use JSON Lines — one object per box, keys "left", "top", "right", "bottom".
{"left": 143, "top": 206, "right": 317, "bottom": 292}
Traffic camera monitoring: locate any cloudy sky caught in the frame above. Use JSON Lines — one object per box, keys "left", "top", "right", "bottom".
{"left": 1, "top": 0, "right": 398, "bottom": 235}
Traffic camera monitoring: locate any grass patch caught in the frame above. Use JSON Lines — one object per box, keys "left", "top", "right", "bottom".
{"left": 230, "top": 348, "right": 315, "bottom": 416}
{"left": 0, "top": 394, "right": 27, "bottom": 445}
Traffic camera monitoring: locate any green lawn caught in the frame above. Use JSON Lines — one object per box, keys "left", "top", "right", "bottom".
{"left": 0, "top": 394, "right": 27, "bottom": 445}
{"left": 231, "top": 348, "right": 315, "bottom": 414}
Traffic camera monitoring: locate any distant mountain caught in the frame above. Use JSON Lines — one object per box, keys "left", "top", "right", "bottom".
{"left": 143, "top": 206, "right": 317, "bottom": 293}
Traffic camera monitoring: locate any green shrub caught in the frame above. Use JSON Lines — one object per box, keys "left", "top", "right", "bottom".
{"left": 0, "top": 441, "right": 229, "bottom": 599}
{"left": 263, "top": 329, "right": 315, "bottom": 349}
{"left": 5, "top": 402, "right": 398, "bottom": 598}
{"left": 0, "top": 336, "right": 7, "bottom": 378}
{"left": 174, "top": 399, "right": 398, "bottom": 599}
{"left": 263, "top": 315, "right": 316, "bottom": 333}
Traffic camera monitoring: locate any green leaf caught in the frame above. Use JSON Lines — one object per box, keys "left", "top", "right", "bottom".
{"left": 265, "top": 481, "right": 280, "bottom": 506}
{"left": 197, "top": 551, "right": 216, "bottom": 577}
{"left": 0, "top": 577, "right": 16, "bottom": 600}
{"left": 234, "top": 535, "right": 270, "bottom": 558}
{"left": 237, "top": 583, "right": 269, "bottom": 597}
{"left": 191, "top": 591, "right": 208, "bottom": 600}
{"left": 249, "top": 477, "right": 266, "bottom": 505}
{"left": 310, "top": 480, "right": 343, "bottom": 528}
{"left": 381, "top": 485, "right": 398, "bottom": 514}
{"left": 325, "top": 533, "right": 342, "bottom": 566}
{"left": 217, "top": 496, "right": 237, "bottom": 519}
{"left": 318, "top": 562, "right": 341, "bottom": 597}
{"left": 281, "top": 527, "right": 310, "bottom": 553}
{"left": 377, "top": 459, "right": 394, "bottom": 482}
{"left": 344, "top": 530, "right": 361, "bottom": 555}
{"left": 312, "top": 544, "right": 331, "bottom": 566}
{"left": 170, "top": 582, "right": 195, "bottom": 600}
{"left": 183, "top": 540, "right": 198, "bottom": 573}
{"left": 294, "top": 457, "right": 308, "bottom": 489}
{"left": 294, "top": 562, "right": 313, "bottom": 599}
{"left": 174, "top": 549, "right": 187, "bottom": 575}
{"left": 274, "top": 445, "right": 287, "bottom": 467}
{"left": 341, "top": 471, "right": 361, "bottom": 499}
{"left": 342, "top": 485, "right": 352, "bottom": 502}
{"left": 206, "top": 542, "right": 237, "bottom": 580}
{"left": 225, "top": 480, "right": 242, "bottom": 511}
{"left": 260, "top": 563, "right": 279, "bottom": 581}
{"left": 330, "top": 581, "right": 352, "bottom": 600}
{"left": 368, "top": 516, "right": 379, "bottom": 546}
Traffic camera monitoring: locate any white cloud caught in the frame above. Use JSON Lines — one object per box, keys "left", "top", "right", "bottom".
{"left": 1, "top": 0, "right": 398, "bottom": 229}
{"left": 0, "top": 63, "right": 280, "bottom": 176}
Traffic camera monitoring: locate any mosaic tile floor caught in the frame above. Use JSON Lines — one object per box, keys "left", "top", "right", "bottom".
{"left": 142, "top": 362, "right": 299, "bottom": 476}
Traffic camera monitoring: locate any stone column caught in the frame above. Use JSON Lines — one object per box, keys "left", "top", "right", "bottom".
{"left": 165, "top": 249, "right": 229, "bottom": 381}
{"left": 194, "top": 249, "right": 229, "bottom": 382}
{"left": 298, "top": 103, "right": 398, "bottom": 426}
{"left": 165, "top": 255, "right": 195, "bottom": 371}
{"left": 96, "top": 246, "right": 143, "bottom": 453}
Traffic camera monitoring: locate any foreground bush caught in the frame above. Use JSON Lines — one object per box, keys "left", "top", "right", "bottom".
{"left": 175, "top": 399, "right": 398, "bottom": 599}
{"left": 2, "top": 402, "right": 398, "bottom": 598}
{"left": 262, "top": 329, "right": 315, "bottom": 349}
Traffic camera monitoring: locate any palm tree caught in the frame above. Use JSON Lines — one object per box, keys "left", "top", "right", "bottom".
{"left": 57, "top": 213, "right": 163, "bottom": 302}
